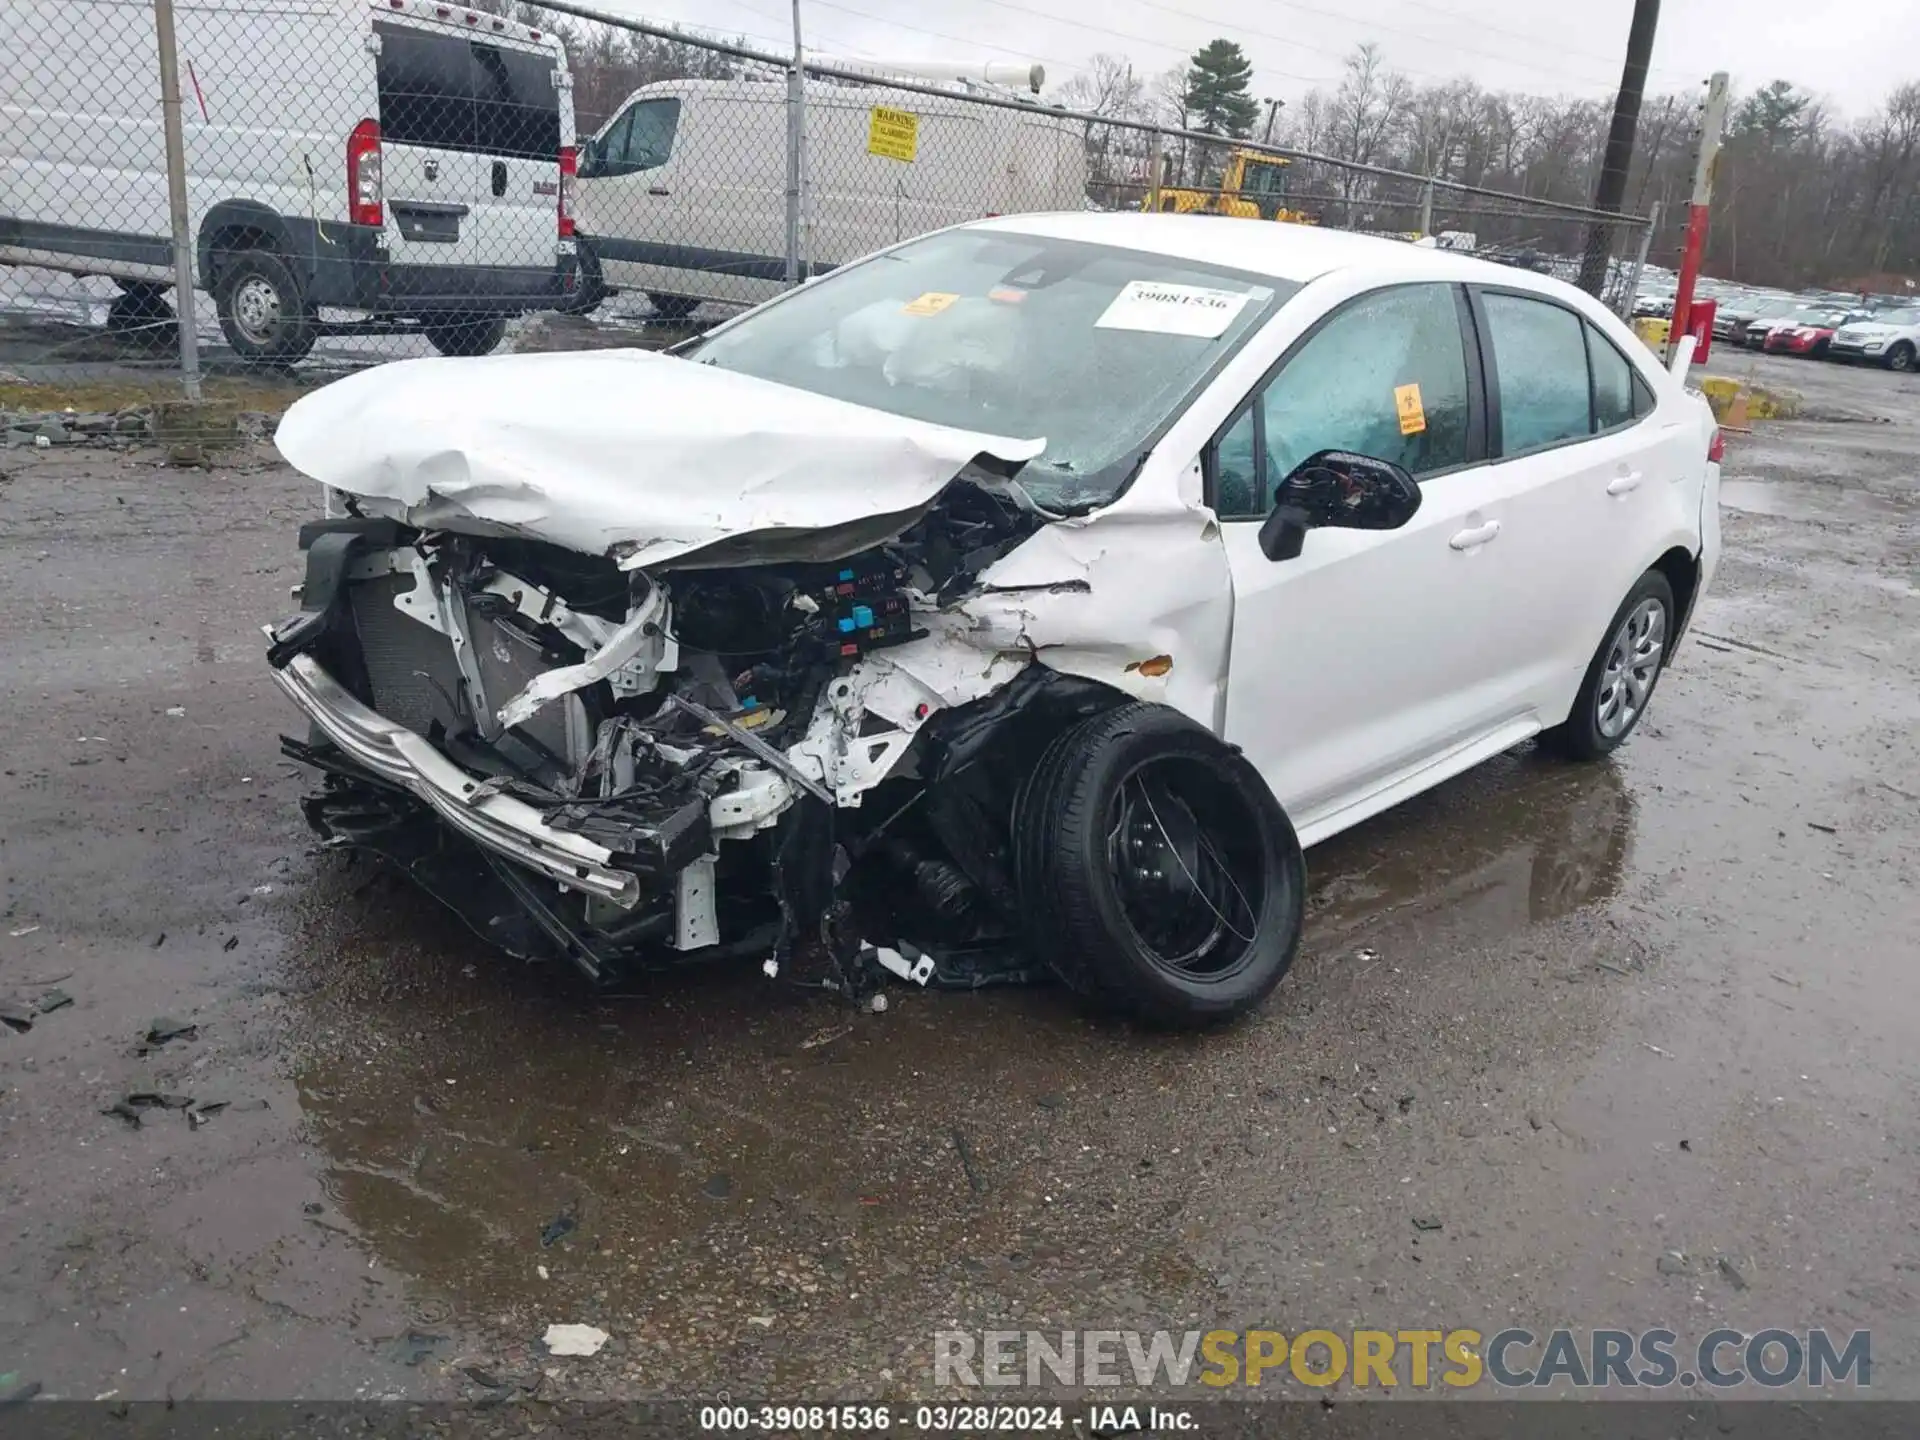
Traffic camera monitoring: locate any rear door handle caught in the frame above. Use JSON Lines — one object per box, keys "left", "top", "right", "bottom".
{"left": 1606, "top": 471, "right": 1644, "bottom": 495}
{"left": 1448, "top": 520, "right": 1501, "bottom": 551}
{"left": 647, "top": 185, "right": 671, "bottom": 196}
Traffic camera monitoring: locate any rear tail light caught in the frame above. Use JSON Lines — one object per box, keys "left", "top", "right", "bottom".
{"left": 347, "top": 118, "right": 383, "bottom": 227}
{"left": 1707, "top": 427, "right": 1725, "bottom": 464}
{"left": 558, "top": 146, "right": 577, "bottom": 238}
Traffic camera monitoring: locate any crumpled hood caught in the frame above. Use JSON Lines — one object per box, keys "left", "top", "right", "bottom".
{"left": 275, "top": 348, "right": 1044, "bottom": 568}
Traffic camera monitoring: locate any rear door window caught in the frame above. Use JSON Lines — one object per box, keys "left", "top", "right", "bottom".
{"left": 1481, "top": 291, "right": 1591, "bottom": 454}
{"left": 376, "top": 23, "right": 557, "bottom": 160}
{"left": 1587, "top": 324, "right": 1637, "bottom": 432}
{"left": 471, "top": 43, "right": 559, "bottom": 160}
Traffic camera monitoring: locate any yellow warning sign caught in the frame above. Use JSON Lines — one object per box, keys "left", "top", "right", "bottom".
{"left": 901, "top": 291, "right": 960, "bottom": 316}
{"left": 1394, "top": 382, "right": 1427, "bottom": 436}
{"left": 868, "top": 106, "right": 919, "bottom": 162}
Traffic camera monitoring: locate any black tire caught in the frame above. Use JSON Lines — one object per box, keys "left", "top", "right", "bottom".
{"left": 645, "top": 293, "right": 700, "bottom": 321}
{"left": 1887, "top": 341, "right": 1916, "bottom": 372}
{"left": 423, "top": 315, "right": 507, "bottom": 357}
{"left": 104, "top": 285, "right": 176, "bottom": 353}
{"left": 213, "top": 249, "right": 314, "bottom": 364}
{"left": 1539, "top": 569, "right": 1677, "bottom": 761}
{"left": 1013, "top": 703, "right": 1305, "bottom": 1029}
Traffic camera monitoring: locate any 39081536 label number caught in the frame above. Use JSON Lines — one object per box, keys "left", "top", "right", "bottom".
{"left": 699, "top": 1405, "right": 896, "bottom": 1430}
{"left": 914, "top": 1405, "right": 1065, "bottom": 1431}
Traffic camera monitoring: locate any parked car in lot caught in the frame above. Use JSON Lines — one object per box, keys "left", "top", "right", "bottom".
{"left": 1, "top": 0, "right": 577, "bottom": 364}
{"left": 1715, "top": 294, "right": 1797, "bottom": 344}
{"left": 1760, "top": 307, "right": 1868, "bottom": 356}
{"left": 1828, "top": 308, "right": 1920, "bottom": 369}
{"left": 265, "top": 214, "right": 1721, "bottom": 1029}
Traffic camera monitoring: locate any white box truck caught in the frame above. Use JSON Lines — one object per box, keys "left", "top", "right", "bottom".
{"left": 571, "top": 75, "right": 1088, "bottom": 317}
{"left": 1, "top": 0, "right": 578, "bottom": 364}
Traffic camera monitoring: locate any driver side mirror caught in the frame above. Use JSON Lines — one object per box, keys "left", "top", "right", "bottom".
{"left": 1257, "top": 449, "right": 1422, "bottom": 562}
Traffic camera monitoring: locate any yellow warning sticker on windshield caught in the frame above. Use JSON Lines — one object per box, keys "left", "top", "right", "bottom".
{"left": 1395, "top": 382, "right": 1427, "bottom": 435}
{"left": 901, "top": 291, "right": 960, "bottom": 316}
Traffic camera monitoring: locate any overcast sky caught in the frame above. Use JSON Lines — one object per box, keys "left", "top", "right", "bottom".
{"left": 591, "top": 0, "right": 1916, "bottom": 118}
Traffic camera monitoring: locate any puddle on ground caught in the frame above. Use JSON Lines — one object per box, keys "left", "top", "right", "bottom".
{"left": 272, "top": 744, "right": 1640, "bottom": 1383}
{"left": 1721, "top": 479, "right": 1911, "bottom": 522}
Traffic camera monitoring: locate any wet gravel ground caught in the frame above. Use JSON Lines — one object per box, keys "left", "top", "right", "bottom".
{"left": 0, "top": 352, "right": 1915, "bottom": 1404}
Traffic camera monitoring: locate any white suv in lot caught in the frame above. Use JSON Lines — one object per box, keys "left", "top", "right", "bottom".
{"left": 1829, "top": 308, "right": 1920, "bottom": 370}
{"left": 265, "top": 215, "right": 1721, "bottom": 1029}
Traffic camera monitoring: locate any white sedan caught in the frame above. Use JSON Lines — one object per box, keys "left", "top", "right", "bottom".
{"left": 266, "top": 213, "right": 1722, "bottom": 1028}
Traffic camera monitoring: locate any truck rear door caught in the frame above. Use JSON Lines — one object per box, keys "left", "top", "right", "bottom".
{"left": 374, "top": 20, "right": 491, "bottom": 275}
{"left": 468, "top": 36, "right": 566, "bottom": 280}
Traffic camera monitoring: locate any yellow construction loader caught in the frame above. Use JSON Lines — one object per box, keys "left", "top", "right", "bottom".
{"left": 1144, "top": 148, "right": 1316, "bottom": 224}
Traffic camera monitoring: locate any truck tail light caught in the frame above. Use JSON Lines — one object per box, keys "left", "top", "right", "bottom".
{"left": 558, "top": 146, "right": 576, "bottom": 238}
{"left": 1707, "top": 427, "right": 1725, "bottom": 464}
{"left": 347, "top": 119, "right": 383, "bottom": 228}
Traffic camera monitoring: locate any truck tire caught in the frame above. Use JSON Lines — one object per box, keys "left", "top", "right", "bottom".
{"left": 213, "top": 250, "right": 314, "bottom": 365}
{"left": 1014, "top": 703, "right": 1305, "bottom": 1029}
{"left": 423, "top": 316, "right": 507, "bottom": 357}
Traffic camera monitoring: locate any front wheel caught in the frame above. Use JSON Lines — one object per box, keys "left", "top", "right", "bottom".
{"left": 1886, "top": 342, "right": 1916, "bottom": 372}
{"left": 1014, "top": 704, "right": 1305, "bottom": 1029}
{"left": 1539, "top": 570, "right": 1676, "bottom": 761}
{"left": 422, "top": 315, "right": 507, "bottom": 357}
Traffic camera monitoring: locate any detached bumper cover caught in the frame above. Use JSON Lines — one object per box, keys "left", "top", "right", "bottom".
{"left": 271, "top": 652, "right": 640, "bottom": 907}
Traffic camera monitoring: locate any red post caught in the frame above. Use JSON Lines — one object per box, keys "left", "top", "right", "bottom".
{"left": 1667, "top": 205, "right": 1710, "bottom": 359}
{"left": 1666, "top": 71, "right": 1729, "bottom": 368}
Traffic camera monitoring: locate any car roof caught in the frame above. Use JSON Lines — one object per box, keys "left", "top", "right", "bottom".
{"left": 975, "top": 211, "right": 1581, "bottom": 294}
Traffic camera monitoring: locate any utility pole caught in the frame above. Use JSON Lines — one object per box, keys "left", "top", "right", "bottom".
{"left": 1262, "top": 98, "right": 1282, "bottom": 144}
{"left": 1577, "top": 0, "right": 1660, "bottom": 297}
{"left": 783, "top": 0, "right": 806, "bottom": 284}
{"left": 153, "top": 0, "right": 202, "bottom": 400}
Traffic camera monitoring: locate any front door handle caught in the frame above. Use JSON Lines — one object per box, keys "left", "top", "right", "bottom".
{"left": 647, "top": 185, "right": 671, "bottom": 196}
{"left": 1606, "top": 471, "right": 1645, "bottom": 495}
{"left": 1448, "top": 520, "right": 1501, "bottom": 551}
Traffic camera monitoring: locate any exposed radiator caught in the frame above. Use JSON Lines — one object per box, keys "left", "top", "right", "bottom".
{"left": 347, "top": 575, "right": 588, "bottom": 766}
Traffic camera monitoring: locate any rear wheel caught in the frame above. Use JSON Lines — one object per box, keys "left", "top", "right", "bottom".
{"left": 645, "top": 293, "right": 700, "bottom": 321}
{"left": 214, "top": 250, "right": 314, "bottom": 364}
{"left": 1014, "top": 704, "right": 1305, "bottom": 1028}
{"left": 1539, "top": 570, "right": 1676, "bottom": 761}
{"left": 1887, "top": 341, "right": 1916, "bottom": 372}
{"left": 422, "top": 315, "right": 507, "bottom": 357}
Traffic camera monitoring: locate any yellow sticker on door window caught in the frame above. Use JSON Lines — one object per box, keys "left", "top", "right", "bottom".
{"left": 868, "top": 106, "right": 919, "bottom": 162}
{"left": 1395, "top": 382, "right": 1427, "bottom": 436}
{"left": 901, "top": 291, "right": 960, "bottom": 316}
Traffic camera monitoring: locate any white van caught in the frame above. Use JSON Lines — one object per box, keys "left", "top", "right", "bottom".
{"left": 1, "top": 0, "right": 577, "bottom": 364}
{"left": 571, "top": 77, "right": 1088, "bottom": 316}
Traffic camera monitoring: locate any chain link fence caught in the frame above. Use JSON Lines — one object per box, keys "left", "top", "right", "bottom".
{"left": 2, "top": 0, "right": 1654, "bottom": 396}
